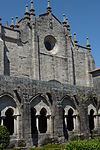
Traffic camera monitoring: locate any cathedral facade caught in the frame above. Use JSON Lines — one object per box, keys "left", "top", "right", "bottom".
{"left": 0, "top": 0, "right": 100, "bottom": 147}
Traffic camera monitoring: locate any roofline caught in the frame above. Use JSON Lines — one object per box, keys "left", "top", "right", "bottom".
{"left": 39, "top": 13, "right": 61, "bottom": 24}
{"left": 89, "top": 68, "right": 100, "bottom": 74}
{"left": 77, "top": 44, "right": 91, "bottom": 50}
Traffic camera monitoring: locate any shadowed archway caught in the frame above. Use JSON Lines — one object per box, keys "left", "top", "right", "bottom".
{"left": 31, "top": 108, "right": 37, "bottom": 134}
{"left": 4, "top": 108, "right": 14, "bottom": 135}
{"left": 89, "top": 109, "right": 94, "bottom": 133}
{"left": 67, "top": 108, "right": 74, "bottom": 131}
{"left": 39, "top": 108, "right": 47, "bottom": 133}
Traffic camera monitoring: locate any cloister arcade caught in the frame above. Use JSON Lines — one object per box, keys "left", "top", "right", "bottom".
{"left": 0, "top": 93, "right": 99, "bottom": 146}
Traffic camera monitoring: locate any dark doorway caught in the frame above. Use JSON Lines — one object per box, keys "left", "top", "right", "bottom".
{"left": 67, "top": 108, "right": 74, "bottom": 131}
{"left": 31, "top": 108, "right": 38, "bottom": 146}
{"left": 39, "top": 108, "right": 47, "bottom": 133}
{"left": 31, "top": 108, "right": 37, "bottom": 134}
{"left": 4, "top": 108, "right": 14, "bottom": 135}
{"left": 89, "top": 109, "right": 94, "bottom": 133}
{"left": 63, "top": 109, "right": 68, "bottom": 139}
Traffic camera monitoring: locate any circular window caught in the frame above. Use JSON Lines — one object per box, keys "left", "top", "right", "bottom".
{"left": 44, "top": 35, "right": 56, "bottom": 51}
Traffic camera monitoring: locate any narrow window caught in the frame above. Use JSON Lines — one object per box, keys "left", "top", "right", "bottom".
{"left": 31, "top": 108, "right": 37, "bottom": 134}
{"left": 89, "top": 109, "right": 94, "bottom": 133}
{"left": 39, "top": 108, "right": 47, "bottom": 133}
{"left": 67, "top": 108, "right": 74, "bottom": 131}
{"left": 4, "top": 108, "right": 14, "bottom": 135}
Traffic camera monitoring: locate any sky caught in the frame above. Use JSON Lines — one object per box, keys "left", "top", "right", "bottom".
{"left": 0, "top": 0, "right": 100, "bottom": 68}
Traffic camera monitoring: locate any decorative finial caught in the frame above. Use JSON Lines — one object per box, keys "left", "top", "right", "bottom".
{"left": 15, "top": 16, "right": 19, "bottom": 28}
{"left": 63, "top": 14, "right": 66, "bottom": 23}
{"left": 74, "top": 33, "right": 78, "bottom": 44}
{"left": 25, "top": 3, "right": 29, "bottom": 14}
{"left": 10, "top": 17, "right": 14, "bottom": 29}
{"left": 30, "top": 0, "right": 35, "bottom": 25}
{"left": 31, "top": 0, "right": 34, "bottom": 11}
{"left": 47, "top": 0, "right": 52, "bottom": 13}
{"left": 87, "top": 37, "right": 91, "bottom": 48}
{"left": 24, "top": 4, "right": 30, "bottom": 20}
{"left": 66, "top": 17, "right": 70, "bottom": 31}
{"left": 0, "top": 17, "right": 2, "bottom": 26}
{"left": 6, "top": 21, "right": 8, "bottom": 27}
{"left": 30, "top": 0, "right": 35, "bottom": 16}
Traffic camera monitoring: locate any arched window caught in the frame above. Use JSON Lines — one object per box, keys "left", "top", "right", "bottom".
{"left": 67, "top": 108, "right": 74, "bottom": 131}
{"left": 4, "top": 108, "right": 14, "bottom": 135}
{"left": 39, "top": 108, "right": 47, "bottom": 133}
{"left": 89, "top": 109, "right": 94, "bottom": 133}
{"left": 31, "top": 108, "right": 37, "bottom": 134}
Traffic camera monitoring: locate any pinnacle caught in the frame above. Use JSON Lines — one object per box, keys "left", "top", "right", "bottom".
{"left": 87, "top": 37, "right": 91, "bottom": 48}
{"left": 63, "top": 14, "right": 66, "bottom": 23}
{"left": 74, "top": 33, "right": 78, "bottom": 44}
{"left": 30, "top": 0, "right": 35, "bottom": 16}
{"left": 15, "top": 16, "right": 19, "bottom": 28}
{"left": 10, "top": 17, "right": 14, "bottom": 29}
{"left": 47, "top": 0, "right": 52, "bottom": 13}
{"left": 25, "top": 3, "right": 29, "bottom": 14}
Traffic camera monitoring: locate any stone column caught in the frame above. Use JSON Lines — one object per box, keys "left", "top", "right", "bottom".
{"left": 54, "top": 104, "right": 63, "bottom": 137}
{"left": 47, "top": 115, "right": 51, "bottom": 134}
{"left": 0, "top": 24, "right": 4, "bottom": 75}
{"left": 64, "top": 115, "right": 67, "bottom": 128}
{"left": 95, "top": 114, "right": 100, "bottom": 134}
{"left": 13, "top": 115, "right": 17, "bottom": 136}
{"left": 94, "top": 115, "right": 97, "bottom": 131}
{"left": 1, "top": 116, "right": 4, "bottom": 125}
{"left": 36, "top": 115, "right": 39, "bottom": 132}
{"left": 51, "top": 116, "right": 55, "bottom": 138}
{"left": 74, "top": 115, "right": 79, "bottom": 133}
{"left": 23, "top": 93, "right": 32, "bottom": 146}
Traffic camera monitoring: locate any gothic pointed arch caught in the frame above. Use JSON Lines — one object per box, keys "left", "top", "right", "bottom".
{"left": 30, "top": 94, "right": 51, "bottom": 115}
{"left": 61, "top": 95, "right": 78, "bottom": 134}
{"left": 0, "top": 93, "right": 20, "bottom": 136}
{"left": 0, "top": 92, "right": 20, "bottom": 110}
{"left": 61, "top": 95, "right": 76, "bottom": 111}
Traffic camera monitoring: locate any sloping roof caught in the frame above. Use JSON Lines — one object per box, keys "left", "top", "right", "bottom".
{"left": 39, "top": 13, "right": 61, "bottom": 24}
{"left": 90, "top": 68, "right": 100, "bottom": 73}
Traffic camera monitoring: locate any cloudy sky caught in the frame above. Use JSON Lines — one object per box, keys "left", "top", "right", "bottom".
{"left": 0, "top": 0, "right": 100, "bottom": 68}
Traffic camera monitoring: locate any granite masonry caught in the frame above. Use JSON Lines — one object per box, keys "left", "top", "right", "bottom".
{"left": 0, "top": 0, "right": 100, "bottom": 147}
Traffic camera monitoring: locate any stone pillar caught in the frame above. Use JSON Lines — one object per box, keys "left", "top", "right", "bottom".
{"left": 54, "top": 104, "right": 63, "bottom": 137}
{"left": 0, "top": 25, "right": 4, "bottom": 75}
{"left": 51, "top": 116, "right": 54, "bottom": 137}
{"left": 1, "top": 117, "right": 4, "bottom": 125}
{"left": 23, "top": 93, "right": 32, "bottom": 146}
{"left": 64, "top": 116, "right": 67, "bottom": 128}
{"left": 94, "top": 115, "right": 97, "bottom": 130}
{"left": 74, "top": 115, "right": 79, "bottom": 133}
{"left": 47, "top": 115, "right": 51, "bottom": 134}
{"left": 14, "top": 116, "right": 17, "bottom": 135}
{"left": 95, "top": 114, "right": 100, "bottom": 134}
{"left": 31, "top": 25, "right": 39, "bottom": 80}
{"left": 36, "top": 115, "right": 39, "bottom": 132}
